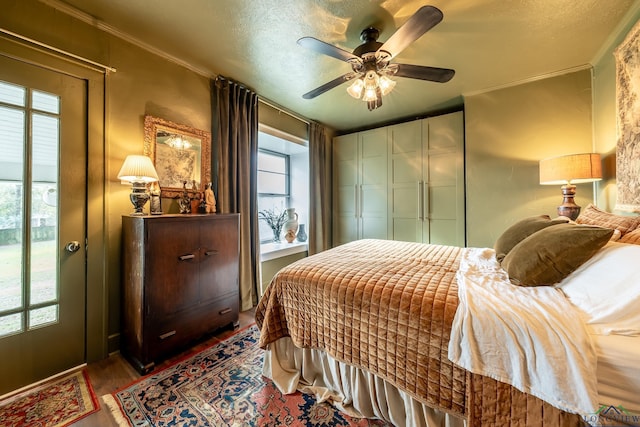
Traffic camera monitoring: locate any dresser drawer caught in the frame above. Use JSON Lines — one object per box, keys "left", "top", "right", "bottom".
{"left": 147, "top": 293, "right": 239, "bottom": 360}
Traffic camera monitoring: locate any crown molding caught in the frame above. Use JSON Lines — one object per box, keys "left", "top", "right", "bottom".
{"left": 39, "top": 0, "right": 214, "bottom": 78}
{"left": 462, "top": 64, "right": 592, "bottom": 98}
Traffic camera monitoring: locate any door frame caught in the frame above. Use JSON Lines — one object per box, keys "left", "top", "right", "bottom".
{"left": 0, "top": 35, "right": 108, "bottom": 362}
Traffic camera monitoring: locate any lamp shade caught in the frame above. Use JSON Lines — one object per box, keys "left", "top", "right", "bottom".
{"left": 117, "top": 155, "right": 159, "bottom": 183}
{"left": 539, "top": 153, "right": 602, "bottom": 185}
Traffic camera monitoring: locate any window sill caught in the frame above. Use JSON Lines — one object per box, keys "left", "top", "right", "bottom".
{"left": 260, "top": 241, "right": 308, "bottom": 262}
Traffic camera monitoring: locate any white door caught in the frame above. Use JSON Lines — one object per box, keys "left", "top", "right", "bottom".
{"left": 424, "top": 112, "right": 465, "bottom": 246}
{"left": 0, "top": 55, "right": 87, "bottom": 395}
{"left": 389, "top": 120, "right": 423, "bottom": 242}
{"left": 388, "top": 113, "right": 465, "bottom": 246}
{"left": 334, "top": 129, "right": 388, "bottom": 245}
{"left": 333, "top": 133, "right": 358, "bottom": 245}
{"left": 358, "top": 128, "right": 388, "bottom": 239}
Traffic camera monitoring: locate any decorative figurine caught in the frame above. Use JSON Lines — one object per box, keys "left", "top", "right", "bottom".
{"left": 204, "top": 182, "right": 216, "bottom": 213}
{"left": 198, "top": 193, "right": 207, "bottom": 213}
{"left": 190, "top": 192, "right": 201, "bottom": 214}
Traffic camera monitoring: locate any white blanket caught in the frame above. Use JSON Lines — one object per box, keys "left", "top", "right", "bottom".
{"left": 447, "top": 248, "right": 599, "bottom": 417}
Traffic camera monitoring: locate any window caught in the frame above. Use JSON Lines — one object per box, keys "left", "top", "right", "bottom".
{"left": 257, "top": 149, "right": 289, "bottom": 242}
{"left": 257, "top": 130, "right": 308, "bottom": 244}
{"left": 258, "top": 149, "right": 289, "bottom": 204}
{"left": 0, "top": 80, "right": 60, "bottom": 337}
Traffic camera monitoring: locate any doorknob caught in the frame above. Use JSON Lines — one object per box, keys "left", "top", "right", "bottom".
{"left": 65, "top": 241, "right": 81, "bottom": 253}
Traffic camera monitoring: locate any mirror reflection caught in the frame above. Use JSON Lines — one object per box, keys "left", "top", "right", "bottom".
{"left": 144, "top": 115, "right": 211, "bottom": 198}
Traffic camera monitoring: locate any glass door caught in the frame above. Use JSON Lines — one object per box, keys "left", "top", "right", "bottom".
{"left": 0, "top": 55, "right": 87, "bottom": 395}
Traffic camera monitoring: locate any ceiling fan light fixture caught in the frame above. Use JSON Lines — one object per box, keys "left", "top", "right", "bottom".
{"left": 362, "top": 86, "right": 378, "bottom": 102}
{"left": 378, "top": 75, "right": 396, "bottom": 96}
{"left": 364, "top": 70, "right": 379, "bottom": 89}
{"left": 299, "top": 5, "right": 455, "bottom": 111}
{"left": 347, "top": 78, "right": 364, "bottom": 99}
{"left": 367, "top": 87, "right": 383, "bottom": 111}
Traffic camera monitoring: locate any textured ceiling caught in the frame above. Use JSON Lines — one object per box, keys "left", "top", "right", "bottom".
{"left": 53, "top": 0, "right": 636, "bottom": 132}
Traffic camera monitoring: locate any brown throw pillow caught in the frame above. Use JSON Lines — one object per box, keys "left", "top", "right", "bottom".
{"left": 619, "top": 228, "right": 640, "bottom": 244}
{"left": 575, "top": 204, "right": 640, "bottom": 236}
{"left": 494, "top": 215, "right": 569, "bottom": 263}
{"left": 501, "top": 224, "right": 614, "bottom": 287}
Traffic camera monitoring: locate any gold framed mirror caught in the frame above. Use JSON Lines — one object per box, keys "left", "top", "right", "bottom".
{"left": 144, "top": 115, "right": 211, "bottom": 198}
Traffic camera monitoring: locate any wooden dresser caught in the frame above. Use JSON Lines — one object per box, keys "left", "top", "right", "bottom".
{"left": 121, "top": 213, "right": 240, "bottom": 374}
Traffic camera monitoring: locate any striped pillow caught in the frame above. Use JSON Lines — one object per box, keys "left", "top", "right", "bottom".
{"left": 619, "top": 228, "right": 640, "bottom": 244}
{"left": 575, "top": 204, "right": 640, "bottom": 236}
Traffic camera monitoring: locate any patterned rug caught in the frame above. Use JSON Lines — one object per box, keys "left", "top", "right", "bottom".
{"left": 0, "top": 370, "right": 99, "bottom": 427}
{"left": 104, "top": 325, "right": 391, "bottom": 426}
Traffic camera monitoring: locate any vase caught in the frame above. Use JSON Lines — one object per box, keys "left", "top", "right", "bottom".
{"left": 284, "top": 208, "right": 298, "bottom": 243}
{"left": 271, "top": 226, "right": 282, "bottom": 243}
{"left": 296, "top": 224, "right": 307, "bottom": 242}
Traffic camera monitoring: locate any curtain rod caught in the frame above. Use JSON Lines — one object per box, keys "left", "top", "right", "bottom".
{"left": 258, "top": 97, "right": 310, "bottom": 126}
{"left": 215, "top": 76, "right": 309, "bottom": 126}
{"left": 0, "top": 27, "right": 117, "bottom": 73}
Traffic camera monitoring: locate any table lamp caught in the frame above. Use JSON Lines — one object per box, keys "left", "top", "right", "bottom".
{"left": 117, "top": 155, "right": 159, "bottom": 215}
{"left": 539, "top": 153, "right": 602, "bottom": 220}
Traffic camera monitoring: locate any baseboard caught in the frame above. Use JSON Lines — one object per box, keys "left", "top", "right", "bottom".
{"left": 108, "top": 332, "right": 120, "bottom": 354}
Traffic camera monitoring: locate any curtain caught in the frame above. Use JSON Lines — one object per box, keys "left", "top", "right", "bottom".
{"left": 308, "top": 122, "right": 333, "bottom": 255}
{"left": 212, "top": 76, "right": 260, "bottom": 310}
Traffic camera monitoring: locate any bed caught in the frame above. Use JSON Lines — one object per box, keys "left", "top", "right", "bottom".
{"left": 255, "top": 209, "right": 640, "bottom": 427}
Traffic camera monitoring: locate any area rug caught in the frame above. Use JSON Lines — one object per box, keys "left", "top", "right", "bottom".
{"left": 0, "top": 369, "right": 100, "bottom": 427}
{"left": 104, "top": 324, "right": 391, "bottom": 426}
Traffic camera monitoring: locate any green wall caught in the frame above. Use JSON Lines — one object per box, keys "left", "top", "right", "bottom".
{"left": 1, "top": 0, "right": 313, "bottom": 356}
{"left": 105, "top": 38, "right": 212, "bottom": 351}
{"left": 1, "top": 0, "right": 213, "bottom": 355}
{"left": 4, "top": 0, "right": 640, "bottom": 359}
{"left": 465, "top": 70, "right": 594, "bottom": 248}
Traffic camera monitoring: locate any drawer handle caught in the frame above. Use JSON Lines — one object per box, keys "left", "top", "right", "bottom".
{"left": 204, "top": 250, "right": 218, "bottom": 256}
{"left": 219, "top": 308, "right": 232, "bottom": 315}
{"left": 158, "top": 330, "right": 176, "bottom": 340}
{"left": 178, "top": 254, "right": 195, "bottom": 261}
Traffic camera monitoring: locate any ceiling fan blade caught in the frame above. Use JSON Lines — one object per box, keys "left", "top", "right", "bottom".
{"left": 298, "top": 37, "right": 362, "bottom": 64}
{"left": 394, "top": 64, "right": 455, "bottom": 83}
{"left": 302, "top": 73, "right": 358, "bottom": 99}
{"left": 377, "top": 6, "right": 443, "bottom": 61}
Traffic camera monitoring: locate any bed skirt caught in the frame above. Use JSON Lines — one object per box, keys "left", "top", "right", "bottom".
{"left": 263, "top": 336, "right": 466, "bottom": 427}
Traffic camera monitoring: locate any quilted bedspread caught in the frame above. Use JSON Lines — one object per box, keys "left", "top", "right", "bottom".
{"left": 255, "top": 239, "right": 583, "bottom": 426}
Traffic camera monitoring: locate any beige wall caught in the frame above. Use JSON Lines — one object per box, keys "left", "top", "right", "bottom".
{"left": 593, "top": 8, "right": 640, "bottom": 210}
{"left": 465, "top": 70, "right": 594, "bottom": 248}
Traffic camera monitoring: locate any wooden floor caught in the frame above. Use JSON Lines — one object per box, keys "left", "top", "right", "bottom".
{"left": 73, "top": 308, "right": 256, "bottom": 426}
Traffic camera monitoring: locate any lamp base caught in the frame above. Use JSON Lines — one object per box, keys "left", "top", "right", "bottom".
{"left": 557, "top": 184, "right": 581, "bottom": 221}
{"left": 129, "top": 182, "right": 150, "bottom": 215}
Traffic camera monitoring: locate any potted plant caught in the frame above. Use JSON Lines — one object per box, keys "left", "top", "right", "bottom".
{"left": 258, "top": 208, "right": 287, "bottom": 242}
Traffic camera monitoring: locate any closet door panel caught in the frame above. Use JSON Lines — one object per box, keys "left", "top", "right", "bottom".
{"left": 425, "top": 111, "right": 465, "bottom": 246}
{"left": 427, "top": 112, "right": 463, "bottom": 151}
{"left": 389, "top": 121, "right": 422, "bottom": 242}
{"left": 429, "top": 220, "right": 459, "bottom": 247}
{"left": 429, "top": 186, "right": 458, "bottom": 220}
{"left": 334, "top": 134, "right": 359, "bottom": 244}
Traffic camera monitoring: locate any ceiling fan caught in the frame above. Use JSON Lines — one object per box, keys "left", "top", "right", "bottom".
{"left": 298, "top": 5, "right": 455, "bottom": 111}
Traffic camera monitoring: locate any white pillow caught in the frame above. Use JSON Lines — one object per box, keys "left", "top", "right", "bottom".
{"left": 558, "top": 242, "right": 640, "bottom": 336}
